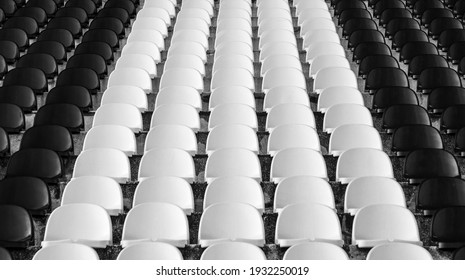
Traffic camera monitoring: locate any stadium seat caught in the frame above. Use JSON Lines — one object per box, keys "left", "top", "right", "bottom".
{"left": 208, "top": 103, "right": 258, "bottom": 131}
{"left": 136, "top": 7, "right": 170, "bottom": 27}
{"left": 0, "top": 40, "right": 19, "bottom": 64}
{"left": 404, "top": 149, "right": 460, "bottom": 184}
{"left": 101, "top": 86, "right": 148, "bottom": 112}
{"left": 438, "top": 29, "right": 465, "bottom": 51}
{"left": 359, "top": 55, "right": 399, "bottom": 78}
{"left": 261, "top": 55, "right": 302, "bottom": 78}
{"left": 55, "top": 7, "right": 88, "bottom": 27}
{"left": 38, "top": 29, "right": 74, "bottom": 51}
{"left": 0, "top": 103, "right": 25, "bottom": 133}
{"left": 83, "top": 125, "right": 136, "bottom": 156}
{"left": 353, "top": 42, "right": 391, "bottom": 63}
{"left": 209, "top": 86, "right": 255, "bottom": 110}
{"left": 117, "top": 242, "right": 183, "bottom": 260}
{"left": 317, "top": 86, "right": 364, "bottom": 113}
{"left": 56, "top": 68, "right": 100, "bottom": 94}
{"left": 74, "top": 41, "right": 113, "bottom": 64}
{"left": 418, "top": 68, "right": 462, "bottom": 93}
{"left": 313, "top": 67, "right": 357, "bottom": 94}
{"left": 14, "top": 7, "right": 48, "bottom": 27}
{"left": 211, "top": 68, "right": 254, "bottom": 92}
{"left": 263, "top": 86, "right": 310, "bottom": 113}
{"left": 382, "top": 104, "right": 431, "bottom": 133}
{"left": 201, "top": 242, "right": 266, "bottom": 260}
{"left": 268, "top": 124, "right": 320, "bottom": 156}
{"left": 42, "top": 203, "right": 112, "bottom": 248}
{"left": 3, "top": 68, "right": 47, "bottom": 94}
{"left": 391, "top": 125, "right": 443, "bottom": 156}
{"left": 205, "top": 148, "right": 261, "bottom": 183}
{"left": 367, "top": 243, "right": 432, "bottom": 260}
{"left": 121, "top": 202, "right": 188, "bottom": 248}
{"left": 323, "top": 104, "right": 373, "bottom": 134}
{"left": 0, "top": 28, "right": 28, "bottom": 51}
{"left": 306, "top": 42, "right": 346, "bottom": 64}
{"left": 283, "top": 242, "right": 349, "bottom": 260}
{"left": 150, "top": 104, "right": 200, "bottom": 132}
{"left": 266, "top": 103, "right": 316, "bottom": 132}
{"left": 33, "top": 243, "right": 99, "bottom": 260}
{"left": 6, "top": 148, "right": 62, "bottom": 183}
{"left": 431, "top": 206, "right": 465, "bottom": 248}
{"left": 329, "top": 124, "right": 382, "bottom": 156}
{"left": 0, "top": 205, "right": 33, "bottom": 248}
{"left": 67, "top": 54, "right": 107, "bottom": 79}
{"left": 93, "top": 103, "right": 142, "bottom": 133}
{"left": 385, "top": 18, "right": 420, "bottom": 39}
{"left": 271, "top": 148, "right": 327, "bottom": 183}
{"left": 3, "top": 16, "right": 39, "bottom": 39}
{"left": 417, "top": 177, "right": 465, "bottom": 214}
{"left": 206, "top": 124, "right": 258, "bottom": 155}
{"left": 165, "top": 55, "right": 205, "bottom": 77}
{"left": 160, "top": 68, "right": 204, "bottom": 93}
{"left": 47, "top": 17, "right": 82, "bottom": 38}
{"left": 421, "top": 8, "right": 453, "bottom": 26}
{"left": 372, "top": 87, "right": 419, "bottom": 112}
{"left": 108, "top": 67, "right": 152, "bottom": 94}
{"left": 408, "top": 55, "right": 448, "bottom": 79}
{"left": 45, "top": 86, "right": 92, "bottom": 112}
{"left": 343, "top": 18, "right": 378, "bottom": 39}
{"left": 366, "top": 68, "right": 409, "bottom": 93}
{"left": 65, "top": 0, "right": 97, "bottom": 17}
{"left": 20, "top": 125, "right": 73, "bottom": 156}
{"left": 34, "top": 103, "right": 84, "bottom": 133}
{"left": 0, "top": 176, "right": 50, "bottom": 215}
{"left": 16, "top": 53, "right": 57, "bottom": 79}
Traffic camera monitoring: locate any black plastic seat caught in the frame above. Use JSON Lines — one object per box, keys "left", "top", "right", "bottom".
{"left": 13, "top": 7, "right": 47, "bottom": 27}
{"left": 348, "top": 29, "right": 385, "bottom": 49}
{"left": 366, "top": 67, "right": 409, "bottom": 93}
{"left": 37, "top": 28, "right": 74, "bottom": 51}
{"left": 66, "top": 54, "right": 107, "bottom": 78}
{"left": 74, "top": 41, "right": 114, "bottom": 64}
{"left": 454, "top": 0, "right": 465, "bottom": 16}
{"left": 0, "top": 40, "right": 19, "bottom": 63}
{"left": 359, "top": 55, "right": 399, "bottom": 78}
{"left": 104, "top": 0, "right": 136, "bottom": 18}
{"left": 438, "top": 29, "right": 465, "bottom": 51}
{"left": 385, "top": 18, "right": 421, "bottom": 39}
{"left": 6, "top": 148, "right": 63, "bottom": 183}
{"left": 441, "top": 104, "right": 465, "bottom": 133}
{"left": 418, "top": 178, "right": 465, "bottom": 214}
{"left": 392, "top": 125, "right": 443, "bottom": 156}
{"left": 0, "top": 28, "right": 28, "bottom": 51}
{"left": 55, "top": 7, "right": 89, "bottom": 27}
{"left": 0, "top": 85, "right": 36, "bottom": 112}
{"left": 65, "top": 0, "right": 97, "bottom": 18}
{"left": 334, "top": 0, "right": 366, "bottom": 16}
{"left": 0, "top": 177, "right": 50, "bottom": 215}
{"left": 408, "top": 54, "right": 449, "bottom": 78}
{"left": 0, "top": 247, "right": 11, "bottom": 260}
{"left": 421, "top": 8, "right": 454, "bottom": 27}
{"left": 0, "top": 0, "right": 17, "bottom": 17}
{"left": 26, "top": 0, "right": 57, "bottom": 17}
{"left": 413, "top": 0, "right": 445, "bottom": 18}
{"left": 21, "top": 125, "right": 73, "bottom": 156}
{"left": 3, "top": 68, "right": 47, "bottom": 94}
{"left": 89, "top": 17, "right": 125, "bottom": 38}
{"left": 97, "top": 7, "right": 130, "bottom": 27}
{"left": 342, "top": 18, "right": 378, "bottom": 38}
{"left": 0, "top": 103, "right": 23, "bottom": 133}
{"left": 431, "top": 206, "right": 465, "bottom": 248}
{"left": 0, "top": 127, "right": 9, "bottom": 156}
{"left": 449, "top": 41, "right": 465, "bottom": 63}
{"left": 382, "top": 104, "right": 431, "bottom": 133}
{"left": 16, "top": 53, "right": 57, "bottom": 79}
{"left": 400, "top": 42, "right": 438, "bottom": 63}
{"left": 428, "top": 87, "right": 465, "bottom": 113}
{"left": 453, "top": 245, "right": 465, "bottom": 259}
{"left": 404, "top": 149, "right": 460, "bottom": 184}
{"left": 372, "top": 87, "right": 419, "bottom": 112}
{"left": 3, "top": 16, "right": 39, "bottom": 38}
{"left": 374, "top": 0, "right": 406, "bottom": 18}
{"left": 45, "top": 85, "right": 92, "bottom": 112}
{"left": 46, "top": 17, "right": 82, "bottom": 39}
{"left": 353, "top": 42, "right": 391, "bottom": 63}
{"left": 392, "top": 29, "right": 429, "bottom": 51}
{"left": 0, "top": 204, "right": 33, "bottom": 248}
{"left": 28, "top": 41, "right": 67, "bottom": 64}
{"left": 379, "top": 8, "right": 413, "bottom": 26}
{"left": 56, "top": 68, "right": 100, "bottom": 94}
{"left": 0, "top": 55, "right": 6, "bottom": 78}
{"left": 418, "top": 67, "right": 461, "bottom": 93}
{"left": 429, "top": 18, "right": 463, "bottom": 39}
{"left": 34, "top": 103, "right": 84, "bottom": 133}
{"left": 81, "top": 28, "right": 119, "bottom": 50}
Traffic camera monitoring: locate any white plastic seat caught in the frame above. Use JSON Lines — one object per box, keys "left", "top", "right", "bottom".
{"left": 144, "top": 124, "right": 197, "bottom": 155}
{"left": 345, "top": 176, "right": 406, "bottom": 216}
{"left": 213, "top": 54, "right": 254, "bottom": 76}
{"left": 367, "top": 243, "right": 432, "bottom": 260}
{"left": 220, "top": 1, "right": 251, "bottom": 15}
{"left": 260, "top": 42, "right": 300, "bottom": 62}
{"left": 353, "top": 204, "right": 422, "bottom": 248}
{"left": 206, "top": 124, "right": 258, "bottom": 155}
{"left": 323, "top": 103, "right": 373, "bottom": 134}
{"left": 300, "top": 18, "right": 337, "bottom": 40}
{"left": 261, "top": 55, "right": 302, "bottom": 77}
{"left": 132, "top": 17, "right": 168, "bottom": 38}
{"left": 174, "top": 18, "right": 210, "bottom": 37}
{"left": 215, "top": 30, "right": 253, "bottom": 50}
{"left": 209, "top": 86, "right": 255, "bottom": 110}
{"left": 171, "top": 29, "right": 209, "bottom": 50}
{"left": 164, "top": 55, "right": 205, "bottom": 77}
{"left": 297, "top": 8, "right": 332, "bottom": 25}
{"left": 303, "top": 29, "right": 341, "bottom": 52}
{"left": 183, "top": 0, "right": 213, "bottom": 17}
{"left": 211, "top": 68, "right": 255, "bottom": 92}
{"left": 258, "top": 18, "right": 294, "bottom": 37}
{"left": 257, "top": 8, "right": 292, "bottom": 25}
{"left": 317, "top": 86, "right": 364, "bottom": 113}
{"left": 205, "top": 148, "right": 261, "bottom": 183}
{"left": 155, "top": 86, "right": 202, "bottom": 112}
{"left": 33, "top": 243, "right": 100, "bottom": 260}
{"left": 101, "top": 86, "right": 148, "bottom": 112}
{"left": 215, "top": 41, "right": 254, "bottom": 61}
{"left": 136, "top": 7, "right": 171, "bottom": 27}
{"left": 144, "top": 0, "right": 176, "bottom": 17}
{"left": 133, "top": 176, "right": 194, "bottom": 215}
{"left": 263, "top": 67, "right": 306, "bottom": 94}
{"left": 93, "top": 103, "right": 143, "bottom": 133}
{"left": 117, "top": 242, "right": 183, "bottom": 260}
{"left": 138, "top": 148, "right": 195, "bottom": 183}
{"left": 306, "top": 42, "right": 346, "bottom": 64}
{"left": 313, "top": 67, "right": 357, "bottom": 94}
{"left": 268, "top": 124, "right": 320, "bottom": 156}
{"left": 108, "top": 67, "right": 152, "bottom": 94}
{"left": 274, "top": 176, "right": 335, "bottom": 213}
{"left": 150, "top": 104, "right": 200, "bottom": 132}
{"left": 329, "top": 124, "right": 382, "bottom": 156}
{"left": 259, "top": 29, "right": 297, "bottom": 50}
{"left": 204, "top": 176, "right": 264, "bottom": 213}
{"left": 159, "top": 68, "right": 204, "bottom": 93}
{"left": 336, "top": 148, "right": 394, "bottom": 184}
{"left": 127, "top": 29, "right": 165, "bottom": 51}
{"left": 283, "top": 242, "right": 349, "bottom": 260}
{"left": 198, "top": 202, "right": 265, "bottom": 247}
{"left": 263, "top": 86, "right": 310, "bottom": 113}
{"left": 42, "top": 203, "right": 112, "bottom": 248}
{"left": 121, "top": 41, "right": 161, "bottom": 64}
{"left": 116, "top": 54, "right": 157, "bottom": 79}
{"left": 296, "top": 1, "right": 329, "bottom": 16}
{"left": 271, "top": 148, "right": 328, "bottom": 183}
{"left": 201, "top": 242, "right": 266, "bottom": 260}
{"left": 73, "top": 148, "right": 131, "bottom": 183}
{"left": 266, "top": 103, "right": 316, "bottom": 132}
{"left": 310, "top": 55, "right": 351, "bottom": 79}
{"left": 167, "top": 41, "right": 207, "bottom": 63}
{"left": 177, "top": 8, "right": 211, "bottom": 26}
{"left": 208, "top": 103, "right": 258, "bottom": 131}
{"left": 217, "top": 8, "right": 251, "bottom": 25}
{"left": 121, "top": 202, "right": 189, "bottom": 248}
{"left": 276, "top": 203, "right": 344, "bottom": 247}
{"left": 216, "top": 18, "right": 252, "bottom": 36}
{"left": 61, "top": 176, "right": 124, "bottom": 216}
{"left": 257, "top": 1, "right": 290, "bottom": 12}
{"left": 83, "top": 125, "right": 136, "bottom": 156}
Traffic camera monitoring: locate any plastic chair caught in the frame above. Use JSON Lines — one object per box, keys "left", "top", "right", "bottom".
{"left": 367, "top": 243, "right": 432, "bottom": 260}
{"left": 101, "top": 86, "right": 148, "bottom": 112}
{"left": 206, "top": 124, "right": 258, "bottom": 155}
{"left": 150, "top": 104, "right": 200, "bottom": 132}
{"left": 208, "top": 103, "right": 258, "bottom": 131}
{"left": 45, "top": 86, "right": 91, "bottom": 112}
{"left": 266, "top": 103, "right": 316, "bottom": 132}
{"left": 20, "top": 125, "right": 73, "bottom": 156}
{"left": 209, "top": 86, "right": 255, "bottom": 110}
{"left": 201, "top": 242, "right": 266, "bottom": 260}
{"left": 323, "top": 104, "right": 373, "bottom": 134}
{"left": 262, "top": 67, "right": 306, "bottom": 94}
{"left": 431, "top": 206, "right": 465, "bottom": 248}
{"left": 6, "top": 148, "right": 62, "bottom": 183}
{"left": 317, "top": 86, "right": 364, "bottom": 113}
{"left": 313, "top": 67, "right": 357, "bottom": 94}
{"left": 213, "top": 54, "right": 253, "bottom": 76}
{"left": 353, "top": 42, "right": 392, "bottom": 63}
{"left": 310, "top": 55, "right": 350, "bottom": 78}
{"left": 271, "top": 148, "right": 327, "bottom": 183}
{"left": 205, "top": 148, "right": 261, "bottom": 183}
{"left": 418, "top": 68, "right": 461, "bottom": 93}
{"left": 93, "top": 103, "right": 142, "bottom": 133}
{"left": 0, "top": 205, "right": 33, "bottom": 248}
{"left": 408, "top": 55, "right": 448, "bottom": 79}
{"left": 211, "top": 68, "right": 254, "bottom": 92}
{"left": 144, "top": 125, "right": 197, "bottom": 156}
{"left": 283, "top": 242, "right": 349, "bottom": 260}
{"left": 33, "top": 243, "right": 99, "bottom": 260}
{"left": 3, "top": 68, "right": 47, "bottom": 94}
{"left": 0, "top": 103, "right": 24, "bottom": 133}
{"left": 404, "top": 149, "right": 460, "bottom": 184}
{"left": 160, "top": 68, "right": 204, "bottom": 93}
{"left": 263, "top": 86, "right": 309, "bottom": 113}
{"left": 382, "top": 104, "right": 431, "bottom": 133}
{"left": 0, "top": 176, "right": 50, "bottom": 215}
{"left": 83, "top": 125, "right": 136, "bottom": 156}
{"left": 168, "top": 41, "right": 207, "bottom": 63}
{"left": 56, "top": 68, "right": 100, "bottom": 94}
{"left": 108, "top": 67, "right": 152, "bottom": 94}
{"left": 267, "top": 124, "right": 320, "bottom": 156}
{"left": 137, "top": 7, "right": 172, "bottom": 27}
{"left": 0, "top": 28, "right": 28, "bottom": 51}
{"left": 121, "top": 41, "right": 160, "bottom": 64}
{"left": 366, "top": 68, "right": 409, "bottom": 93}
{"left": 117, "top": 242, "right": 183, "bottom": 260}
{"left": 74, "top": 41, "right": 113, "bottom": 64}
{"left": 127, "top": 29, "right": 165, "bottom": 51}
{"left": 115, "top": 54, "right": 156, "bottom": 79}
{"left": 372, "top": 87, "right": 419, "bottom": 112}
{"left": 392, "top": 125, "right": 443, "bottom": 156}
{"left": 329, "top": 124, "right": 382, "bottom": 156}
{"left": 417, "top": 177, "right": 465, "bottom": 215}
{"left": 165, "top": 55, "right": 205, "bottom": 77}
{"left": 359, "top": 55, "right": 400, "bottom": 78}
